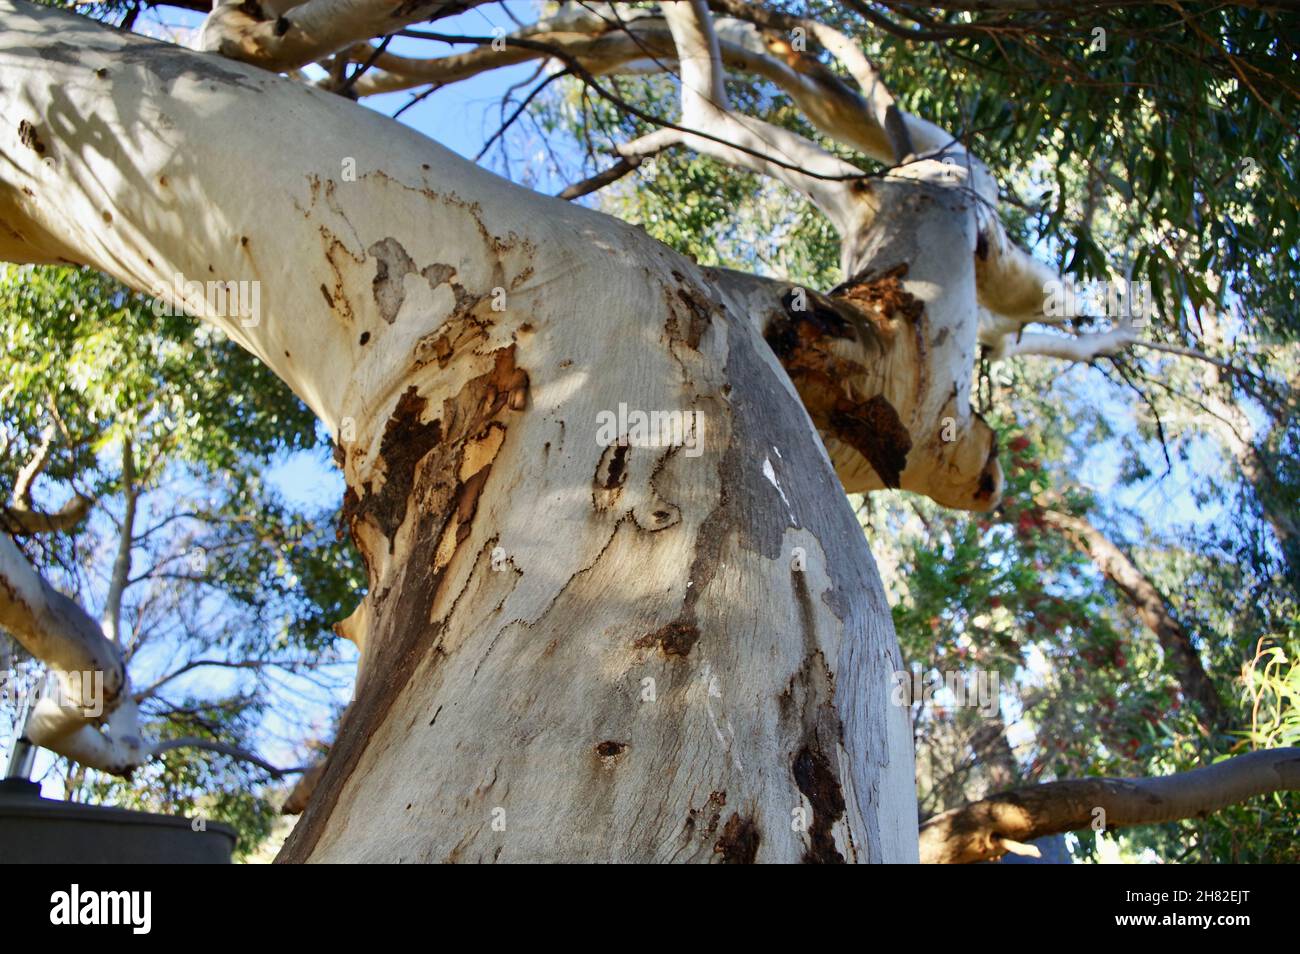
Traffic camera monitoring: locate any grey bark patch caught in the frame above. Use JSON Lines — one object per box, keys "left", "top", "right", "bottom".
{"left": 421, "top": 263, "right": 456, "bottom": 287}
{"left": 720, "top": 319, "right": 891, "bottom": 860}
{"left": 368, "top": 237, "right": 418, "bottom": 324}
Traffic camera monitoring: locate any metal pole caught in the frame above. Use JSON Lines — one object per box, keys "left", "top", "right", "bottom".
{"left": 4, "top": 684, "right": 37, "bottom": 781}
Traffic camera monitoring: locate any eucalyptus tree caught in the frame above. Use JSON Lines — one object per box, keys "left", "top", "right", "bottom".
{"left": 0, "top": 0, "right": 1296, "bottom": 862}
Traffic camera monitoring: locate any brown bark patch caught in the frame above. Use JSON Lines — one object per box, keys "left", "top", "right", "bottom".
{"left": 17, "top": 120, "right": 45, "bottom": 154}
{"left": 282, "top": 347, "right": 526, "bottom": 863}
{"left": 763, "top": 288, "right": 901, "bottom": 491}
{"left": 763, "top": 278, "right": 915, "bottom": 490}
{"left": 785, "top": 569, "right": 849, "bottom": 864}
{"left": 603, "top": 443, "right": 629, "bottom": 490}
{"left": 974, "top": 432, "right": 1000, "bottom": 504}
{"left": 344, "top": 386, "right": 442, "bottom": 551}
{"left": 320, "top": 228, "right": 361, "bottom": 324}
{"left": 638, "top": 620, "right": 700, "bottom": 658}
{"left": 594, "top": 740, "right": 628, "bottom": 764}
{"left": 828, "top": 394, "right": 912, "bottom": 489}
{"left": 668, "top": 278, "right": 714, "bottom": 350}
{"left": 766, "top": 287, "right": 859, "bottom": 361}
{"left": 714, "top": 813, "right": 761, "bottom": 863}
{"left": 687, "top": 790, "right": 727, "bottom": 838}
{"left": 410, "top": 266, "right": 506, "bottom": 372}
{"left": 836, "top": 263, "right": 924, "bottom": 335}
{"left": 415, "top": 320, "right": 482, "bottom": 372}
{"left": 592, "top": 443, "right": 631, "bottom": 512}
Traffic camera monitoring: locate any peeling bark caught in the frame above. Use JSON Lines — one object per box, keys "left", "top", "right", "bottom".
{"left": 709, "top": 172, "right": 1005, "bottom": 515}
{"left": 285, "top": 260, "right": 918, "bottom": 862}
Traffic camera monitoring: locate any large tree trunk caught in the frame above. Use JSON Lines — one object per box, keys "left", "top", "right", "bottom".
{"left": 0, "top": 1, "right": 917, "bottom": 861}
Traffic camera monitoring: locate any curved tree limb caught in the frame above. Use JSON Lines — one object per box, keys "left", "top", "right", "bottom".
{"left": 197, "top": 0, "right": 494, "bottom": 72}
{"left": 989, "top": 317, "right": 1141, "bottom": 363}
{"left": 3, "top": 424, "right": 93, "bottom": 535}
{"left": 151, "top": 736, "right": 311, "bottom": 778}
{"left": 706, "top": 0, "right": 914, "bottom": 162}
{"left": 920, "top": 748, "right": 1300, "bottom": 863}
{"left": 0, "top": 534, "right": 125, "bottom": 708}
{"left": 324, "top": 3, "right": 1065, "bottom": 333}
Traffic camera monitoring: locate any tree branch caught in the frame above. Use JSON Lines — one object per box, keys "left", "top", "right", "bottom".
{"left": 1040, "top": 507, "right": 1223, "bottom": 728}
{"left": 0, "top": 534, "right": 126, "bottom": 708}
{"left": 197, "top": 0, "right": 495, "bottom": 72}
{"left": 557, "top": 153, "right": 645, "bottom": 200}
{"left": 151, "top": 736, "right": 310, "bottom": 778}
{"left": 102, "top": 437, "right": 136, "bottom": 645}
{"left": 920, "top": 748, "right": 1300, "bottom": 863}
{"left": 2, "top": 424, "right": 93, "bottom": 535}
{"left": 991, "top": 316, "right": 1140, "bottom": 362}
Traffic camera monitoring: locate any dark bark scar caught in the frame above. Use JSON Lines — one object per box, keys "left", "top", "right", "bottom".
{"left": 714, "top": 813, "right": 761, "bottom": 863}
{"left": 17, "top": 120, "right": 45, "bottom": 154}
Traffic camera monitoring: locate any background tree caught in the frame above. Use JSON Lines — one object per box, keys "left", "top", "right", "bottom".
{"left": 0, "top": 263, "right": 360, "bottom": 857}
